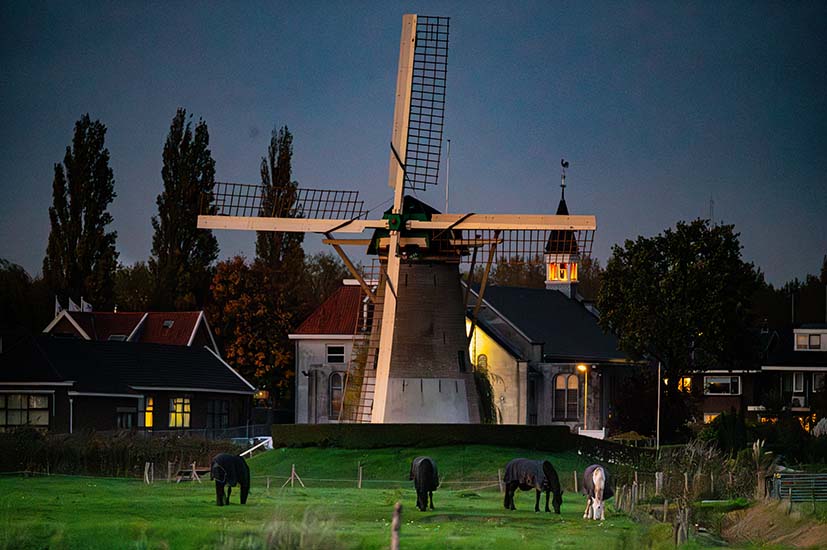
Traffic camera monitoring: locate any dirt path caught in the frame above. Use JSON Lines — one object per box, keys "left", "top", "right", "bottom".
{"left": 721, "top": 500, "right": 827, "bottom": 549}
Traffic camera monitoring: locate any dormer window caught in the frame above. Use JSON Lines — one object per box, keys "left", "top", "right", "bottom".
{"left": 163, "top": 320, "right": 174, "bottom": 329}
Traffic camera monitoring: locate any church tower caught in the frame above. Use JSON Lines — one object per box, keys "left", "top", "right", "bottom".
{"left": 545, "top": 160, "right": 580, "bottom": 298}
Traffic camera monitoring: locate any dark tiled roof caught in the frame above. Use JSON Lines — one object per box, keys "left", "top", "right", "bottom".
{"left": 294, "top": 286, "right": 362, "bottom": 335}
{"left": 0, "top": 336, "right": 255, "bottom": 394}
{"left": 763, "top": 329, "right": 827, "bottom": 368}
{"left": 478, "top": 286, "right": 629, "bottom": 363}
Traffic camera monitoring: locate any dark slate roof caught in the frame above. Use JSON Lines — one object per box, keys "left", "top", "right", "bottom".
{"left": 478, "top": 286, "right": 630, "bottom": 363}
{"left": 763, "top": 329, "right": 827, "bottom": 368}
{"left": 0, "top": 336, "right": 255, "bottom": 394}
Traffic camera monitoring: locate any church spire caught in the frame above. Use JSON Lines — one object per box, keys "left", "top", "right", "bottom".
{"left": 545, "top": 158, "right": 579, "bottom": 298}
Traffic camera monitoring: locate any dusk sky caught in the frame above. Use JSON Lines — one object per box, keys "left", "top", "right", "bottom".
{"left": 1, "top": 1, "right": 825, "bottom": 287}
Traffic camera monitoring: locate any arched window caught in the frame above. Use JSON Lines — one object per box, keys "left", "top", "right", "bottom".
{"left": 553, "top": 374, "right": 579, "bottom": 420}
{"left": 477, "top": 354, "right": 488, "bottom": 370}
{"left": 329, "top": 373, "right": 343, "bottom": 418}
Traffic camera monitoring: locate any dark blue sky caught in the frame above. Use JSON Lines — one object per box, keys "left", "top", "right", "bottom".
{"left": 2, "top": 1, "right": 825, "bottom": 286}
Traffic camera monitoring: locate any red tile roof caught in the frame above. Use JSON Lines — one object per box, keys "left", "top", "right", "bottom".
{"left": 138, "top": 312, "right": 203, "bottom": 346}
{"left": 68, "top": 312, "right": 145, "bottom": 340}
{"left": 294, "top": 285, "right": 362, "bottom": 335}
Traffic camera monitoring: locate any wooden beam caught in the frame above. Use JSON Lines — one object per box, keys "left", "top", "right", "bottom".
{"left": 325, "top": 233, "right": 376, "bottom": 303}
{"left": 448, "top": 238, "right": 503, "bottom": 247}
{"left": 197, "top": 215, "right": 386, "bottom": 233}
{"left": 322, "top": 239, "right": 372, "bottom": 246}
{"left": 467, "top": 230, "right": 500, "bottom": 348}
{"left": 410, "top": 214, "right": 596, "bottom": 231}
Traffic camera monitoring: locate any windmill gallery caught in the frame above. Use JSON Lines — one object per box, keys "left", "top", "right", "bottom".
{"left": 197, "top": 15, "right": 614, "bottom": 427}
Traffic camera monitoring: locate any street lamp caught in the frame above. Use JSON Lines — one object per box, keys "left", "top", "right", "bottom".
{"left": 577, "top": 364, "right": 588, "bottom": 430}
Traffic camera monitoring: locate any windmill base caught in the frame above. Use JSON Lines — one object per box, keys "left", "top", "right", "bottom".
{"left": 380, "top": 378, "right": 471, "bottom": 423}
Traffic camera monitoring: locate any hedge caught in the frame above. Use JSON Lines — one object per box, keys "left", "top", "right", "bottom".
{"left": 0, "top": 429, "right": 240, "bottom": 477}
{"left": 271, "top": 424, "right": 655, "bottom": 467}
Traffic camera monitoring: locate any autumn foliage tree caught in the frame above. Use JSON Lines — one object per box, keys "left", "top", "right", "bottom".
{"left": 207, "top": 257, "right": 294, "bottom": 401}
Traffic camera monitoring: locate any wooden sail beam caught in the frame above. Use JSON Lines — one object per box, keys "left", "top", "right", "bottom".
{"left": 197, "top": 215, "right": 385, "bottom": 233}
{"left": 411, "top": 214, "right": 596, "bottom": 231}
{"left": 325, "top": 233, "right": 377, "bottom": 303}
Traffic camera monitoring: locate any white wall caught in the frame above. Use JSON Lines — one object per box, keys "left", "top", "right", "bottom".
{"left": 467, "top": 320, "right": 527, "bottom": 424}
{"left": 293, "top": 338, "right": 353, "bottom": 424}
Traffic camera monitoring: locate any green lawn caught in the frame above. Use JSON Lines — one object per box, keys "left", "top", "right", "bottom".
{"left": 0, "top": 445, "right": 736, "bottom": 549}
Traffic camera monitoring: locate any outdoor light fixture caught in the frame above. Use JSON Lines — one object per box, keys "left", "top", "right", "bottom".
{"left": 577, "top": 364, "right": 588, "bottom": 430}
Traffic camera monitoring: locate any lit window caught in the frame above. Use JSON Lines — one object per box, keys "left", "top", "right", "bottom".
{"left": 703, "top": 412, "right": 720, "bottom": 424}
{"left": 570, "top": 262, "right": 578, "bottom": 282}
{"left": 143, "top": 397, "right": 154, "bottom": 428}
{"left": 169, "top": 397, "right": 191, "bottom": 428}
{"left": 0, "top": 394, "right": 49, "bottom": 431}
{"left": 704, "top": 376, "right": 740, "bottom": 395}
{"left": 760, "top": 416, "right": 778, "bottom": 424}
{"left": 796, "top": 334, "right": 808, "bottom": 350}
{"left": 810, "top": 334, "right": 821, "bottom": 350}
{"left": 678, "top": 377, "right": 692, "bottom": 393}
{"left": 477, "top": 354, "right": 488, "bottom": 370}
{"left": 793, "top": 372, "right": 805, "bottom": 393}
{"left": 814, "top": 373, "right": 826, "bottom": 392}
{"left": 326, "top": 345, "right": 345, "bottom": 364}
{"left": 329, "top": 373, "right": 343, "bottom": 418}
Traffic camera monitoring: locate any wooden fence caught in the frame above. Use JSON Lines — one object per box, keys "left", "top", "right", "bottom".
{"left": 773, "top": 472, "right": 827, "bottom": 502}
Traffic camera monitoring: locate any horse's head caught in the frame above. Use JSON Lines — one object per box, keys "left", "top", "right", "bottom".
{"left": 542, "top": 460, "right": 563, "bottom": 514}
{"left": 591, "top": 497, "right": 604, "bottom": 520}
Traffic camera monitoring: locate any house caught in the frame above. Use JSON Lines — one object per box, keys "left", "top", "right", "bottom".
{"left": 43, "top": 310, "right": 219, "bottom": 353}
{"left": 0, "top": 335, "right": 256, "bottom": 433}
{"left": 290, "top": 282, "right": 362, "bottom": 424}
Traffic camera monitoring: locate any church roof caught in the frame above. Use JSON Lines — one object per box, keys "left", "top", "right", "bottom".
{"left": 477, "top": 286, "right": 630, "bottom": 363}
{"left": 293, "top": 285, "right": 362, "bottom": 335}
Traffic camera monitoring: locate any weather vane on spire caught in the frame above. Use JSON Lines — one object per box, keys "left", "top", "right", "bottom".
{"left": 560, "top": 158, "right": 569, "bottom": 199}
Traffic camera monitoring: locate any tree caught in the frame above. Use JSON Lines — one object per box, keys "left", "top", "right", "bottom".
{"left": 301, "top": 252, "right": 351, "bottom": 315}
{"left": 150, "top": 108, "right": 219, "bottom": 310}
{"left": 206, "top": 256, "right": 294, "bottom": 404}
{"left": 598, "top": 220, "right": 762, "bottom": 439}
{"left": 577, "top": 256, "right": 604, "bottom": 302}
{"left": 0, "top": 260, "right": 52, "bottom": 336}
{"left": 256, "top": 126, "right": 304, "bottom": 280}
{"left": 43, "top": 114, "right": 118, "bottom": 309}
{"left": 113, "top": 262, "right": 153, "bottom": 311}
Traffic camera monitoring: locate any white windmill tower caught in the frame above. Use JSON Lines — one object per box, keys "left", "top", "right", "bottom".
{"left": 197, "top": 14, "right": 596, "bottom": 424}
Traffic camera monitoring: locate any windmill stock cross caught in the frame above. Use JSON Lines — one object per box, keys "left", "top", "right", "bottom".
{"left": 197, "top": 14, "right": 596, "bottom": 424}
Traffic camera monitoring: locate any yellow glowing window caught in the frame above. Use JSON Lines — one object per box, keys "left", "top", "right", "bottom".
{"left": 144, "top": 397, "right": 154, "bottom": 428}
{"left": 169, "top": 397, "right": 191, "bottom": 428}
{"left": 570, "top": 262, "right": 578, "bottom": 282}
{"left": 703, "top": 412, "right": 719, "bottom": 424}
{"left": 760, "top": 416, "right": 778, "bottom": 424}
{"left": 678, "top": 377, "right": 692, "bottom": 393}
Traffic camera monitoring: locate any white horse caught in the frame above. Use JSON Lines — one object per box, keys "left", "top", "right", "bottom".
{"left": 583, "top": 464, "right": 610, "bottom": 520}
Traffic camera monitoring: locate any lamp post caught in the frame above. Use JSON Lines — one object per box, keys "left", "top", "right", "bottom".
{"left": 656, "top": 361, "right": 661, "bottom": 451}
{"left": 577, "top": 364, "right": 588, "bottom": 431}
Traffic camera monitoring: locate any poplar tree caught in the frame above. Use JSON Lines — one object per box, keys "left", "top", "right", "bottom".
{"left": 43, "top": 114, "right": 118, "bottom": 309}
{"left": 255, "top": 126, "right": 304, "bottom": 278}
{"left": 150, "top": 108, "right": 218, "bottom": 310}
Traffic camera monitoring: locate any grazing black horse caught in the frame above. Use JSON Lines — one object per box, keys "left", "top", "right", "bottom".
{"left": 410, "top": 456, "right": 439, "bottom": 511}
{"left": 210, "top": 453, "right": 250, "bottom": 506}
{"left": 503, "top": 458, "right": 563, "bottom": 513}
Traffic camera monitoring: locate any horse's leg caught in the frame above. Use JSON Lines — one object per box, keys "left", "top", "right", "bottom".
{"left": 215, "top": 482, "right": 225, "bottom": 506}
{"left": 429, "top": 490, "right": 434, "bottom": 510}
{"left": 240, "top": 482, "right": 249, "bottom": 505}
{"left": 226, "top": 485, "right": 232, "bottom": 505}
{"left": 584, "top": 497, "right": 591, "bottom": 519}
{"left": 534, "top": 489, "right": 541, "bottom": 513}
{"left": 545, "top": 490, "right": 551, "bottom": 513}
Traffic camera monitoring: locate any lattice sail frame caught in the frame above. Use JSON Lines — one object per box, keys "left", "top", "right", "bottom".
{"left": 207, "top": 182, "right": 366, "bottom": 220}
{"left": 404, "top": 16, "right": 449, "bottom": 191}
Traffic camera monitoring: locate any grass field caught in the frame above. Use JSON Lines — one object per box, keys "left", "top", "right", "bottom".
{"left": 0, "top": 445, "right": 736, "bottom": 549}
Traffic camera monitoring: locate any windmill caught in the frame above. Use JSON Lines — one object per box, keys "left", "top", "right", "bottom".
{"left": 197, "top": 14, "right": 596, "bottom": 423}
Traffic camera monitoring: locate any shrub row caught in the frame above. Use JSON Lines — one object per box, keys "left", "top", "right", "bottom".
{"left": 0, "top": 429, "right": 240, "bottom": 477}
{"left": 271, "top": 424, "right": 656, "bottom": 467}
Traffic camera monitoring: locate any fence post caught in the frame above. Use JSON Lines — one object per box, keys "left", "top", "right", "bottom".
{"left": 684, "top": 472, "right": 689, "bottom": 495}
{"left": 267, "top": 476, "right": 271, "bottom": 491}
{"left": 662, "top": 498, "right": 668, "bottom": 522}
{"left": 498, "top": 469, "right": 504, "bottom": 493}
{"left": 151, "top": 462, "right": 154, "bottom": 483}
{"left": 573, "top": 470, "right": 578, "bottom": 493}
{"left": 292, "top": 464, "right": 295, "bottom": 488}
{"left": 358, "top": 462, "right": 363, "bottom": 489}
{"left": 168, "top": 461, "right": 173, "bottom": 482}
{"left": 391, "top": 502, "right": 402, "bottom": 550}
{"left": 144, "top": 462, "right": 150, "bottom": 484}
{"left": 710, "top": 471, "right": 715, "bottom": 497}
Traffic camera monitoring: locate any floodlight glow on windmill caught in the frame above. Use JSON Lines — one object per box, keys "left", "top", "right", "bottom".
{"left": 197, "top": 14, "right": 596, "bottom": 424}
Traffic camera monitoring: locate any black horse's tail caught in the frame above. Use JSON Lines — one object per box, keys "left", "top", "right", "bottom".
{"left": 240, "top": 457, "right": 251, "bottom": 504}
